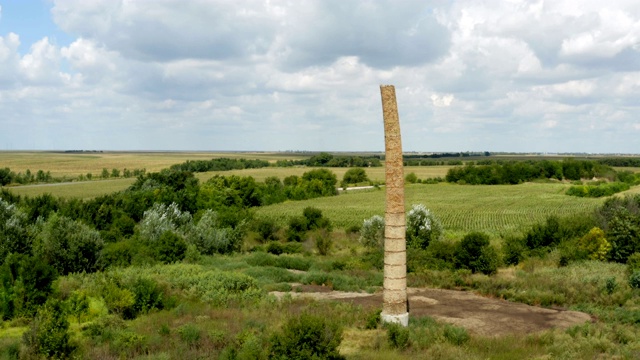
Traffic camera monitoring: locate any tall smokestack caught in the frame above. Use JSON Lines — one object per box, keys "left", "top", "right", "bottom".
{"left": 380, "top": 85, "right": 408, "bottom": 326}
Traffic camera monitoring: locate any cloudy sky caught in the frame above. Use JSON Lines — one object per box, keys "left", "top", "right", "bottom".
{"left": 1, "top": 0, "right": 639, "bottom": 153}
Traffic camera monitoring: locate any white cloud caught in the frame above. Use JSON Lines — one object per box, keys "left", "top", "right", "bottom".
{"left": 0, "top": 0, "right": 639, "bottom": 153}
{"left": 431, "top": 94, "right": 454, "bottom": 107}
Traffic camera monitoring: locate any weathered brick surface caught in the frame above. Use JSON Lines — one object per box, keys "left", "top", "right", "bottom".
{"left": 380, "top": 85, "right": 407, "bottom": 320}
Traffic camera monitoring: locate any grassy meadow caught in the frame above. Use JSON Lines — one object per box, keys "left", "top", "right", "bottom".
{"left": 2, "top": 151, "right": 640, "bottom": 359}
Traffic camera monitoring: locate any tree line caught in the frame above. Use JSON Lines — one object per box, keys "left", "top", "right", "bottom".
{"left": 445, "top": 159, "right": 618, "bottom": 185}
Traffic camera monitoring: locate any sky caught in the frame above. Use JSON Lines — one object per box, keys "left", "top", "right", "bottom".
{"left": 0, "top": 0, "right": 639, "bottom": 153}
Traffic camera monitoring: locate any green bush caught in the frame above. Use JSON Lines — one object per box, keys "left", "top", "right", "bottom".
{"left": 314, "top": 229, "right": 333, "bottom": 256}
{"left": 98, "top": 238, "right": 154, "bottom": 269}
{"left": 626, "top": 252, "right": 640, "bottom": 275}
{"left": 254, "top": 218, "right": 280, "bottom": 243}
{"left": 606, "top": 208, "right": 640, "bottom": 263}
{"left": 386, "top": 322, "right": 410, "bottom": 349}
{"left": 629, "top": 271, "right": 640, "bottom": 289}
{"left": 127, "top": 277, "right": 164, "bottom": 318}
{"left": 405, "top": 172, "right": 418, "bottom": 184}
{"left": 0, "top": 254, "right": 57, "bottom": 320}
{"left": 269, "top": 313, "right": 344, "bottom": 360}
{"left": 454, "top": 232, "right": 500, "bottom": 275}
{"left": 443, "top": 324, "right": 470, "bottom": 345}
{"left": 155, "top": 231, "right": 187, "bottom": 263}
{"left": 0, "top": 198, "right": 32, "bottom": 261}
{"left": 33, "top": 213, "right": 104, "bottom": 275}
{"left": 364, "top": 310, "right": 381, "bottom": 330}
{"left": 502, "top": 235, "right": 527, "bottom": 265}
{"left": 578, "top": 227, "right": 611, "bottom": 261}
{"left": 286, "top": 216, "right": 308, "bottom": 242}
{"left": 475, "top": 246, "right": 501, "bottom": 275}
{"left": 343, "top": 168, "right": 369, "bottom": 184}
{"left": 303, "top": 206, "right": 332, "bottom": 231}
{"left": 260, "top": 242, "right": 303, "bottom": 256}
{"left": 22, "top": 299, "right": 75, "bottom": 359}
{"left": 178, "top": 323, "right": 201, "bottom": 346}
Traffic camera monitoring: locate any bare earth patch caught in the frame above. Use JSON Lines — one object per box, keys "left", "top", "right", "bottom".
{"left": 270, "top": 286, "right": 592, "bottom": 337}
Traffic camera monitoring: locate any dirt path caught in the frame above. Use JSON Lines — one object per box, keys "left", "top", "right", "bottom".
{"left": 270, "top": 286, "right": 592, "bottom": 337}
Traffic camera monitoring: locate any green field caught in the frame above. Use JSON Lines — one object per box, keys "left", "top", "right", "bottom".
{"left": 256, "top": 182, "right": 606, "bottom": 237}
{"left": 3, "top": 152, "right": 640, "bottom": 359}
{"left": 0, "top": 151, "right": 308, "bottom": 178}
{"left": 5, "top": 178, "right": 137, "bottom": 200}
{"left": 4, "top": 166, "right": 451, "bottom": 199}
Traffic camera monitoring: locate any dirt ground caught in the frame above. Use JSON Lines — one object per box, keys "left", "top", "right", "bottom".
{"left": 270, "top": 286, "right": 593, "bottom": 336}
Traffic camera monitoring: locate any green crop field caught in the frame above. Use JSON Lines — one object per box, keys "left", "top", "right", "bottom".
{"left": 255, "top": 183, "right": 606, "bottom": 238}
{"left": 202, "top": 165, "right": 450, "bottom": 183}
{"left": 3, "top": 166, "right": 451, "bottom": 199}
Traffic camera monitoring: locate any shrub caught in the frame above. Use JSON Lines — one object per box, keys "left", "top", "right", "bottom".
{"left": 33, "top": 213, "right": 104, "bottom": 275}
{"left": 269, "top": 313, "right": 344, "bottom": 360}
{"left": 155, "top": 231, "right": 187, "bottom": 263}
{"left": 386, "top": 323, "right": 410, "bottom": 349}
{"left": 99, "top": 238, "right": 153, "bottom": 269}
{"left": 0, "top": 254, "right": 57, "bottom": 319}
{"left": 286, "top": 216, "right": 308, "bottom": 242}
{"left": 359, "top": 215, "right": 385, "bottom": 249}
{"left": 127, "top": 278, "right": 164, "bottom": 317}
{"left": 502, "top": 235, "right": 527, "bottom": 266}
{"left": 606, "top": 209, "right": 640, "bottom": 263}
{"left": 443, "top": 324, "right": 469, "bottom": 345}
{"left": 178, "top": 323, "right": 201, "bottom": 346}
{"left": 364, "top": 310, "right": 381, "bottom": 330}
{"left": 627, "top": 252, "right": 640, "bottom": 275}
{"left": 188, "top": 210, "right": 245, "bottom": 255}
{"left": 343, "top": 168, "right": 369, "bottom": 184}
{"left": 628, "top": 271, "right": 640, "bottom": 289}
{"left": 406, "top": 204, "right": 443, "bottom": 250}
{"left": 303, "top": 206, "right": 332, "bottom": 230}
{"left": 405, "top": 172, "right": 418, "bottom": 184}
{"left": 139, "top": 202, "right": 192, "bottom": 243}
{"left": 475, "top": 245, "right": 501, "bottom": 275}
{"left": 578, "top": 227, "right": 611, "bottom": 261}
{"left": 454, "top": 232, "right": 500, "bottom": 274}
{"left": 254, "top": 218, "right": 280, "bottom": 243}
{"left": 0, "top": 198, "right": 32, "bottom": 260}
{"left": 314, "top": 229, "right": 333, "bottom": 256}
{"left": 22, "top": 299, "right": 75, "bottom": 359}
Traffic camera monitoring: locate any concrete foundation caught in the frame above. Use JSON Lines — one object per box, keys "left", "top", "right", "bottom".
{"left": 381, "top": 312, "right": 409, "bottom": 327}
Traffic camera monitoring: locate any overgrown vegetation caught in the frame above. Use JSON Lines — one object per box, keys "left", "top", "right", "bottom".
{"left": 1, "top": 154, "right": 639, "bottom": 358}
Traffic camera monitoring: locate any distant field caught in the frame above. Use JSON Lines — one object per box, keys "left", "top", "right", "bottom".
{"left": 0, "top": 151, "right": 308, "bottom": 178}
{"left": 255, "top": 183, "right": 605, "bottom": 238}
{"left": 3, "top": 166, "right": 451, "bottom": 199}
{"left": 5, "top": 179, "right": 136, "bottom": 199}
{"left": 203, "top": 166, "right": 450, "bottom": 183}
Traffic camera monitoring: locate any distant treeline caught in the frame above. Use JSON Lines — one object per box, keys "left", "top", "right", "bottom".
{"left": 0, "top": 167, "right": 146, "bottom": 186}
{"left": 275, "top": 152, "right": 382, "bottom": 168}
{"left": 404, "top": 151, "right": 490, "bottom": 159}
{"left": 597, "top": 158, "right": 640, "bottom": 167}
{"left": 445, "top": 159, "right": 617, "bottom": 185}
{"left": 170, "top": 158, "right": 271, "bottom": 172}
